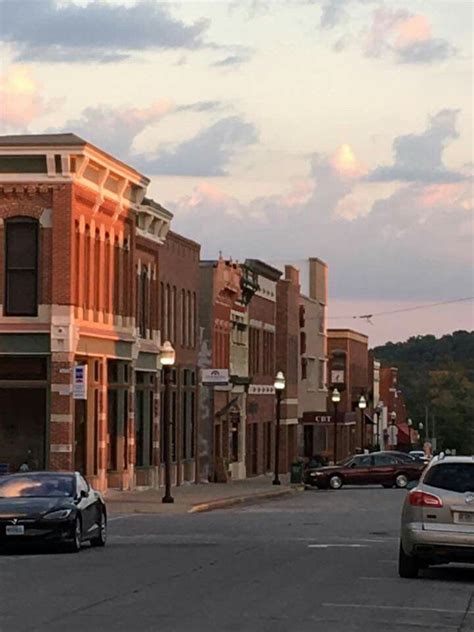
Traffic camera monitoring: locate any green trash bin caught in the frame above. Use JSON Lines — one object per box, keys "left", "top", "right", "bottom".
{"left": 290, "top": 461, "right": 304, "bottom": 485}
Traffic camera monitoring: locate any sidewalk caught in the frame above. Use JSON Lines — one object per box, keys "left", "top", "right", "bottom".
{"left": 105, "top": 474, "right": 301, "bottom": 515}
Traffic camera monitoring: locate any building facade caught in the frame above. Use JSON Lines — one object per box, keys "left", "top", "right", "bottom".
{"left": 198, "top": 258, "right": 242, "bottom": 482}
{"left": 246, "top": 260, "right": 282, "bottom": 476}
{"left": 298, "top": 258, "right": 329, "bottom": 459}
{"left": 157, "top": 230, "right": 200, "bottom": 487}
{"left": 327, "top": 328, "right": 369, "bottom": 459}
{"left": 0, "top": 133, "right": 200, "bottom": 491}
{"left": 275, "top": 265, "right": 300, "bottom": 472}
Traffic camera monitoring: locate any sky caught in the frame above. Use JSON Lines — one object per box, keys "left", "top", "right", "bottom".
{"left": 0, "top": 0, "right": 472, "bottom": 345}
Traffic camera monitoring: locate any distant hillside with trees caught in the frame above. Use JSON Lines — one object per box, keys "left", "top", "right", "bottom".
{"left": 373, "top": 331, "right": 474, "bottom": 454}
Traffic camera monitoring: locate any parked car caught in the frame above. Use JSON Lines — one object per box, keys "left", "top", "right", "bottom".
{"left": 409, "top": 450, "right": 431, "bottom": 463}
{"left": 304, "top": 454, "right": 329, "bottom": 470}
{"left": 399, "top": 454, "right": 474, "bottom": 578}
{"left": 0, "top": 471, "right": 107, "bottom": 552}
{"left": 304, "top": 451, "right": 425, "bottom": 490}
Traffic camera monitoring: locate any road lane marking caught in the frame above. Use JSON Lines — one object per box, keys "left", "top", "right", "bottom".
{"left": 322, "top": 603, "right": 466, "bottom": 614}
{"left": 308, "top": 544, "right": 369, "bottom": 548}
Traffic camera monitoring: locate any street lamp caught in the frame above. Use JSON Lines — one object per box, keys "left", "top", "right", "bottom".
{"left": 418, "top": 422, "right": 424, "bottom": 447}
{"left": 407, "top": 418, "right": 413, "bottom": 451}
{"left": 273, "top": 371, "right": 285, "bottom": 486}
{"left": 160, "top": 341, "right": 176, "bottom": 504}
{"left": 358, "top": 395, "right": 367, "bottom": 451}
{"left": 331, "top": 388, "right": 341, "bottom": 464}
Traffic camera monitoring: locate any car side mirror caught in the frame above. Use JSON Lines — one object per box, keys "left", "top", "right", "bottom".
{"left": 350, "top": 462, "right": 356, "bottom": 468}
{"left": 80, "top": 489, "right": 89, "bottom": 499}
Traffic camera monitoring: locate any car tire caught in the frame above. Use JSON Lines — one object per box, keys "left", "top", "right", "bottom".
{"left": 90, "top": 510, "right": 107, "bottom": 547}
{"left": 66, "top": 516, "right": 82, "bottom": 553}
{"left": 329, "top": 475, "right": 343, "bottom": 490}
{"left": 395, "top": 473, "right": 409, "bottom": 489}
{"left": 398, "top": 540, "right": 419, "bottom": 578}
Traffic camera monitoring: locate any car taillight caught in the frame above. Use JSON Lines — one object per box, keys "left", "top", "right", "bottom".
{"left": 409, "top": 490, "right": 443, "bottom": 508}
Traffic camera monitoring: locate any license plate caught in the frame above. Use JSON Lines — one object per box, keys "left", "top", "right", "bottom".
{"left": 6, "top": 525, "right": 24, "bottom": 536}
{"left": 455, "top": 512, "right": 474, "bottom": 524}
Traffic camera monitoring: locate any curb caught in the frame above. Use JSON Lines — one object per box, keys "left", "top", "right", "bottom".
{"left": 188, "top": 486, "right": 303, "bottom": 514}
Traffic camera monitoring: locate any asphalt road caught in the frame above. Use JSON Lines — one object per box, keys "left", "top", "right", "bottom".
{"left": 1, "top": 487, "right": 473, "bottom": 632}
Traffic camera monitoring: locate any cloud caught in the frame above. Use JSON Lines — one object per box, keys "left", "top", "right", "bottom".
{"left": 368, "top": 109, "right": 465, "bottom": 183}
{"left": 0, "top": 66, "right": 55, "bottom": 130}
{"left": 212, "top": 54, "right": 250, "bottom": 68}
{"left": 320, "top": 0, "right": 348, "bottom": 29}
{"left": 137, "top": 115, "right": 258, "bottom": 176}
{"left": 169, "top": 119, "right": 471, "bottom": 301}
{"left": 364, "top": 8, "right": 455, "bottom": 64}
{"left": 49, "top": 100, "right": 174, "bottom": 159}
{"left": 0, "top": 0, "right": 211, "bottom": 63}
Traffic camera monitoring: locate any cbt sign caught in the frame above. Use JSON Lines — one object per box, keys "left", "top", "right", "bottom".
{"left": 73, "top": 365, "right": 88, "bottom": 400}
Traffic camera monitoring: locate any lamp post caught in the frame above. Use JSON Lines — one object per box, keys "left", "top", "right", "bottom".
{"left": 358, "top": 395, "right": 367, "bottom": 451}
{"left": 418, "top": 422, "right": 424, "bottom": 448}
{"left": 331, "top": 388, "right": 341, "bottom": 464}
{"left": 273, "top": 371, "right": 285, "bottom": 486}
{"left": 407, "top": 418, "right": 413, "bottom": 451}
{"left": 160, "top": 341, "right": 176, "bottom": 504}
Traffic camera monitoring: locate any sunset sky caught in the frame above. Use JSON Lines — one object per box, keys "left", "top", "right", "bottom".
{"left": 0, "top": 0, "right": 472, "bottom": 345}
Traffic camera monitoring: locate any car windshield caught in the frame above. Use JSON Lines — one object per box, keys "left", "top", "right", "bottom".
{"left": 424, "top": 463, "right": 474, "bottom": 493}
{"left": 337, "top": 456, "right": 354, "bottom": 467}
{"left": 0, "top": 475, "right": 74, "bottom": 498}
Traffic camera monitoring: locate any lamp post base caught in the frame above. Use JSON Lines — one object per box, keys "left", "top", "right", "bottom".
{"left": 272, "top": 478, "right": 281, "bottom": 486}
{"left": 162, "top": 495, "right": 174, "bottom": 504}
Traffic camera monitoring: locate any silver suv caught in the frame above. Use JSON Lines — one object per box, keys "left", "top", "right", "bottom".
{"left": 399, "top": 454, "right": 474, "bottom": 578}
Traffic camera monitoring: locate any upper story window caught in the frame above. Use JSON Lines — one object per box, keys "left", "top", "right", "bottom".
{"left": 4, "top": 217, "right": 39, "bottom": 316}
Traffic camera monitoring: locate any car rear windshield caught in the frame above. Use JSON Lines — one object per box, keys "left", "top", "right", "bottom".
{"left": 424, "top": 463, "right": 474, "bottom": 493}
{"left": 0, "top": 475, "right": 74, "bottom": 498}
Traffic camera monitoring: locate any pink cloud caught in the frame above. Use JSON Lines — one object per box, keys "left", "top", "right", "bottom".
{"left": 0, "top": 66, "right": 50, "bottom": 129}
{"left": 394, "top": 14, "right": 431, "bottom": 49}
{"left": 364, "top": 9, "right": 454, "bottom": 63}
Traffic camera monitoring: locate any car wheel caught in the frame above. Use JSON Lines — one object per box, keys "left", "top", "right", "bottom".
{"left": 398, "top": 540, "right": 419, "bottom": 578}
{"left": 90, "top": 510, "right": 107, "bottom": 547}
{"left": 66, "top": 516, "right": 82, "bottom": 553}
{"left": 395, "top": 474, "right": 409, "bottom": 489}
{"left": 329, "top": 475, "right": 343, "bottom": 490}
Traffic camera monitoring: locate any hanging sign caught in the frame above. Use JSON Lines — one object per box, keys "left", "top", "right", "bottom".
{"left": 73, "top": 365, "right": 88, "bottom": 400}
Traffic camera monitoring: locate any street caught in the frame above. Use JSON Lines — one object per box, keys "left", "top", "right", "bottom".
{"left": 1, "top": 487, "right": 473, "bottom": 632}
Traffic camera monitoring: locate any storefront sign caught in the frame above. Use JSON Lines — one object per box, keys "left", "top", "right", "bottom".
{"left": 201, "top": 369, "right": 229, "bottom": 385}
{"left": 302, "top": 412, "right": 333, "bottom": 424}
{"left": 248, "top": 385, "right": 275, "bottom": 395}
{"left": 73, "top": 365, "right": 88, "bottom": 400}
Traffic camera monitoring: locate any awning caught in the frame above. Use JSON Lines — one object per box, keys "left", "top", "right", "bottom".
{"left": 215, "top": 396, "right": 239, "bottom": 418}
{"left": 364, "top": 412, "right": 376, "bottom": 425}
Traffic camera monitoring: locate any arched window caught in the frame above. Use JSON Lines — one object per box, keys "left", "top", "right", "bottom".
{"left": 4, "top": 217, "right": 39, "bottom": 316}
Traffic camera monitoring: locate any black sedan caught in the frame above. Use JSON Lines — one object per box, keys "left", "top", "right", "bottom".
{"left": 0, "top": 471, "right": 107, "bottom": 552}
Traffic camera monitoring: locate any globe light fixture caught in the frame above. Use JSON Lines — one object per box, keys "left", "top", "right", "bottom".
{"left": 274, "top": 371, "right": 286, "bottom": 391}
{"left": 331, "top": 387, "right": 341, "bottom": 403}
{"left": 160, "top": 340, "right": 176, "bottom": 367}
{"left": 160, "top": 341, "right": 175, "bottom": 504}
{"left": 273, "top": 371, "right": 285, "bottom": 485}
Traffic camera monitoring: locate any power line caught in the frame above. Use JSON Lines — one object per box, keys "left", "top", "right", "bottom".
{"left": 328, "top": 297, "right": 474, "bottom": 323}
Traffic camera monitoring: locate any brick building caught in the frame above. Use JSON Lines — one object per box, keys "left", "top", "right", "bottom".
{"left": 246, "top": 260, "right": 282, "bottom": 476}
{"left": 327, "top": 329, "right": 370, "bottom": 459}
{"left": 198, "top": 258, "right": 242, "bottom": 481}
{"left": 275, "top": 266, "right": 300, "bottom": 472}
{"left": 155, "top": 230, "right": 200, "bottom": 487}
{"left": 379, "top": 366, "right": 409, "bottom": 449}
{"left": 0, "top": 133, "right": 199, "bottom": 491}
